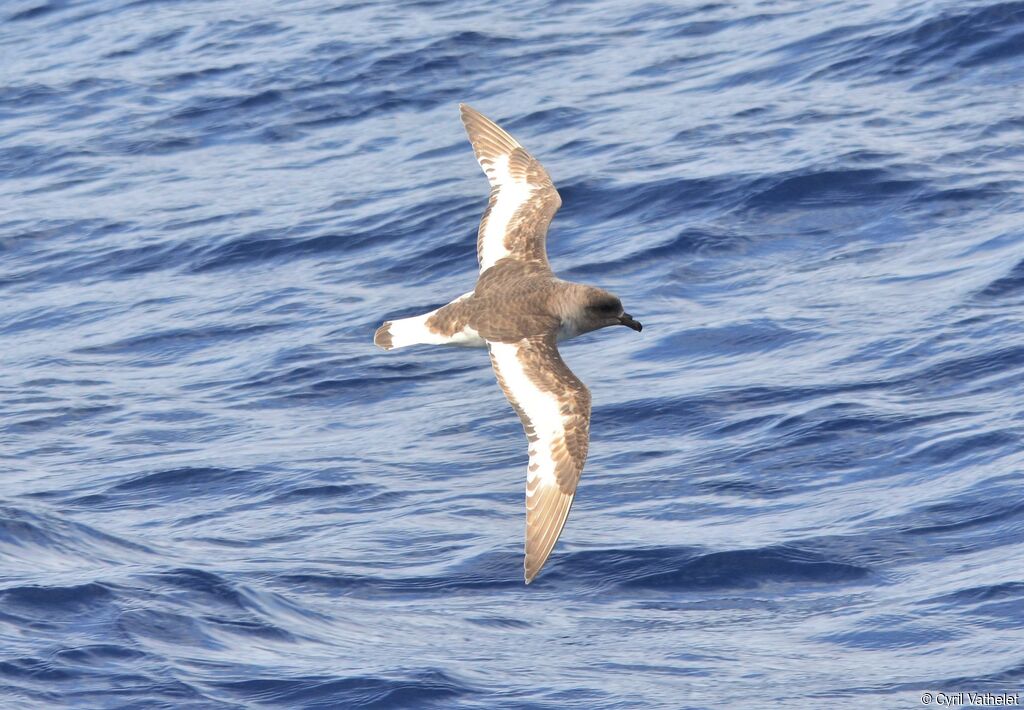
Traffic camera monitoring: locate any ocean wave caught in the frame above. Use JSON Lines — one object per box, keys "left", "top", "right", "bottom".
{"left": 2, "top": 0, "right": 1023, "bottom": 706}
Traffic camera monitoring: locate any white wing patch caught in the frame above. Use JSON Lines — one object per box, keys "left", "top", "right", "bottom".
{"left": 479, "top": 154, "right": 533, "bottom": 272}
{"left": 488, "top": 341, "right": 562, "bottom": 492}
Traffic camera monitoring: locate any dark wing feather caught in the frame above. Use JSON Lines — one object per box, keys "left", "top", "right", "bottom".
{"left": 487, "top": 334, "right": 591, "bottom": 583}
{"left": 459, "top": 104, "right": 561, "bottom": 272}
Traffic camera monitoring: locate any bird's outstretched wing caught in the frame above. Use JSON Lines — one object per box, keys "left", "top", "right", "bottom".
{"left": 487, "top": 334, "right": 591, "bottom": 583}
{"left": 459, "top": 104, "right": 562, "bottom": 273}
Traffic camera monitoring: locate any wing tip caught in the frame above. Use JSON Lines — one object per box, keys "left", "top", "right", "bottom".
{"left": 524, "top": 555, "right": 550, "bottom": 585}
{"left": 524, "top": 556, "right": 541, "bottom": 584}
{"left": 458, "top": 103, "right": 521, "bottom": 154}
{"left": 523, "top": 558, "right": 549, "bottom": 586}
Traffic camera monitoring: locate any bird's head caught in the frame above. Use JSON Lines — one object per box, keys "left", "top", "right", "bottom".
{"left": 576, "top": 288, "right": 643, "bottom": 335}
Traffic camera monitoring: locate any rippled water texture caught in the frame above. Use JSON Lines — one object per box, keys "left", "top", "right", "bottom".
{"left": 2, "top": 0, "right": 1024, "bottom": 707}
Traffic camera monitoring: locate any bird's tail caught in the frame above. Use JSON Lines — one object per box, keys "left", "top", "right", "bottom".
{"left": 374, "top": 292, "right": 484, "bottom": 350}
{"left": 374, "top": 312, "right": 444, "bottom": 350}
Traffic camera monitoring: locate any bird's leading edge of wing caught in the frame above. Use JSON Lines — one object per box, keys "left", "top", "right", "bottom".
{"left": 487, "top": 334, "right": 591, "bottom": 583}
{"left": 459, "top": 104, "right": 562, "bottom": 272}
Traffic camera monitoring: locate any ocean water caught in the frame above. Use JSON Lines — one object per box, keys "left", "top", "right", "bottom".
{"left": 2, "top": 0, "right": 1023, "bottom": 707}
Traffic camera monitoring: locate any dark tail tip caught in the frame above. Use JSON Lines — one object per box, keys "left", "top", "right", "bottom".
{"left": 374, "top": 322, "right": 393, "bottom": 350}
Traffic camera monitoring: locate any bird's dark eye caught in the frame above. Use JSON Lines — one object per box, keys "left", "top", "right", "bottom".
{"left": 594, "top": 299, "right": 620, "bottom": 314}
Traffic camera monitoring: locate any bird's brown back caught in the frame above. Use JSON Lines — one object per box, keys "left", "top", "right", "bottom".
{"left": 426, "top": 259, "right": 570, "bottom": 343}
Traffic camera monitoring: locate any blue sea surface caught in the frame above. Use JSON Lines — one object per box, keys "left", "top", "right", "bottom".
{"left": 2, "top": 0, "right": 1024, "bottom": 707}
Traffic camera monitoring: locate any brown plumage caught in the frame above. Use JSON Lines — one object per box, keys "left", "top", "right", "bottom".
{"left": 459, "top": 104, "right": 561, "bottom": 270}
{"left": 374, "top": 103, "right": 642, "bottom": 583}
